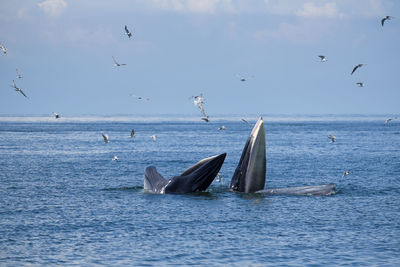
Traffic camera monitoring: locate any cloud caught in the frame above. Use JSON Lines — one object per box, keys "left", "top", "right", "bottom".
{"left": 37, "top": 0, "right": 67, "bottom": 17}
{"left": 146, "top": 0, "right": 235, "bottom": 14}
{"left": 296, "top": 2, "right": 343, "bottom": 18}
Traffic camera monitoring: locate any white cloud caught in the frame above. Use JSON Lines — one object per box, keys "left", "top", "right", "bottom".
{"left": 296, "top": 2, "right": 343, "bottom": 18}
{"left": 146, "top": 0, "right": 235, "bottom": 14}
{"left": 37, "top": 0, "right": 67, "bottom": 17}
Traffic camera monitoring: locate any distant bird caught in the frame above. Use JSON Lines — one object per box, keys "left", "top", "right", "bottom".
{"left": 216, "top": 173, "right": 222, "bottom": 182}
{"left": 351, "top": 64, "right": 364, "bottom": 75}
{"left": 130, "top": 129, "right": 135, "bottom": 137}
{"left": 318, "top": 55, "right": 327, "bottom": 62}
{"left": 381, "top": 16, "right": 393, "bottom": 27}
{"left": 53, "top": 112, "right": 60, "bottom": 119}
{"left": 191, "top": 93, "right": 209, "bottom": 122}
{"left": 356, "top": 82, "right": 364, "bottom": 87}
{"left": 124, "top": 25, "right": 132, "bottom": 38}
{"left": 129, "top": 94, "right": 150, "bottom": 101}
{"left": 112, "top": 156, "right": 119, "bottom": 161}
{"left": 328, "top": 134, "right": 336, "bottom": 143}
{"left": 384, "top": 118, "right": 397, "bottom": 125}
{"left": 0, "top": 44, "right": 6, "bottom": 54}
{"left": 150, "top": 135, "right": 157, "bottom": 141}
{"left": 10, "top": 80, "right": 27, "bottom": 98}
{"left": 102, "top": 133, "right": 109, "bottom": 143}
{"left": 112, "top": 56, "right": 126, "bottom": 67}
{"left": 241, "top": 118, "right": 252, "bottom": 127}
{"left": 235, "top": 74, "right": 253, "bottom": 82}
{"left": 16, "top": 69, "right": 22, "bottom": 79}
{"left": 218, "top": 125, "right": 226, "bottom": 131}
{"left": 342, "top": 170, "right": 351, "bottom": 178}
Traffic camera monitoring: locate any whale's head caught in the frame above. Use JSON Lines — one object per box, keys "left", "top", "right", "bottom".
{"left": 230, "top": 117, "right": 266, "bottom": 193}
{"left": 164, "top": 153, "right": 227, "bottom": 194}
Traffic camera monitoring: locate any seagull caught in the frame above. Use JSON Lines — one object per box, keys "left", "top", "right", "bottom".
{"left": 241, "top": 118, "right": 252, "bottom": 127}
{"left": 381, "top": 16, "right": 393, "bottom": 27}
{"left": 53, "top": 112, "right": 60, "bottom": 119}
{"left": 356, "top": 82, "right": 364, "bottom": 87}
{"left": 130, "top": 129, "right": 135, "bottom": 137}
{"left": 16, "top": 69, "right": 22, "bottom": 79}
{"left": 235, "top": 74, "right": 253, "bottom": 82}
{"left": 342, "top": 170, "right": 351, "bottom": 178}
{"left": 112, "top": 56, "right": 126, "bottom": 67}
{"left": 102, "top": 133, "right": 109, "bottom": 143}
{"left": 10, "top": 80, "right": 28, "bottom": 98}
{"left": 124, "top": 25, "right": 132, "bottom": 38}
{"left": 0, "top": 44, "right": 6, "bottom": 54}
{"left": 150, "top": 135, "right": 157, "bottom": 141}
{"left": 384, "top": 118, "right": 397, "bottom": 125}
{"left": 216, "top": 173, "right": 222, "bottom": 182}
{"left": 129, "top": 94, "right": 150, "bottom": 101}
{"left": 318, "top": 55, "right": 327, "bottom": 62}
{"left": 351, "top": 64, "right": 364, "bottom": 75}
{"left": 218, "top": 125, "right": 226, "bottom": 131}
{"left": 191, "top": 93, "right": 209, "bottom": 122}
{"left": 328, "top": 134, "right": 336, "bottom": 143}
{"left": 112, "top": 156, "right": 119, "bottom": 161}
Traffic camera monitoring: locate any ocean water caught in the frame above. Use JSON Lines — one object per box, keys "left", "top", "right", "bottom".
{"left": 0, "top": 115, "right": 399, "bottom": 266}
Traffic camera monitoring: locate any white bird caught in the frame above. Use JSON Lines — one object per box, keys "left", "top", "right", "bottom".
{"left": 381, "top": 16, "right": 393, "bottom": 27}
{"left": 124, "top": 25, "right": 132, "bottom": 38}
{"left": 16, "top": 69, "right": 22, "bottom": 79}
{"left": 130, "top": 129, "right": 135, "bottom": 137}
{"left": 216, "top": 173, "right": 222, "bottom": 182}
{"left": 385, "top": 118, "right": 397, "bottom": 125}
{"left": 0, "top": 44, "right": 6, "bottom": 54}
{"left": 328, "top": 134, "right": 336, "bottom": 143}
{"left": 235, "top": 74, "right": 253, "bottom": 82}
{"left": 356, "top": 82, "right": 364, "bottom": 87}
{"left": 342, "top": 170, "right": 351, "bottom": 178}
{"left": 318, "top": 55, "right": 327, "bottom": 62}
{"left": 112, "top": 56, "right": 126, "bottom": 67}
{"left": 150, "top": 135, "right": 157, "bottom": 141}
{"left": 102, "top": 133, "right": 109, "bottom": 143}
{"left": 53, "top": 112, "right": 60, "bottom": 119}
{"left": 129, "top": 94, "right": 150, "bottom": 101}
{"left": 191, "top": 93, "right": 209, "bottom": 122}
{"left": 241, "top": 118, "right": 252, "bottom": 127}
{"left": 351, "top": 64, "right": 365, "bottom": 75}
{"left": 10, "top": 80, "right": 28, "bottom": 98}
{"left": 218, "top": 125, "right": 226, "bottom": 131}
{"left": 112, "top": 156, "right": 119, "bottom": 161}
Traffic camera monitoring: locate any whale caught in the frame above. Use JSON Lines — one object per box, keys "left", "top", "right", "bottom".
{"left": 230, "top": 117, "right": 336, "bottom": 196}
{"left": 144, "top": 153, "right": 226, "bottom": 194}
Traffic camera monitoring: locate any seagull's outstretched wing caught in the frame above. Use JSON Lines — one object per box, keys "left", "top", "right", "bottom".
{"left": 112, "top": 56, "right": 118, "bottom": 64}
{"left": 351, "top": 65, "right": 359, "bottom": 75}
{"left": 18, "top": 88, "right": 28, "bottom": 98}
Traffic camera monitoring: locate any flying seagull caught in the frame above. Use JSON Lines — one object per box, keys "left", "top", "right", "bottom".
{"left": 241, "top": 118, "right": 252, "bottom": 127}
{"left": 191, "top": 93, "right": 209, "bottom": 122}
{"left": 342, "top": 170, "right": 351, "bottom": 178}
{"left": 216, "top": 173, "right": 222, "bottom": 182}
{"left": 53, "top": 112, "right": 60, "bottom": 119}
{"left": 318, "top": 55, "right": 327, "bottom": 62}
{"left": 218, "top": 125, "right": 226, "bottom": 131}
{"left": 112, "top": 56, "right": 126, "bottom": 67}
{"left": 351, "top": 64, "right": 364, "bottom": 75}
{"left": 356, "top": 82, "right": 364, "bottom": 87}
{"left": 11, "top": 80, "right": 27, "bottom": 98}
{"left": 150, "top": 135, "right": 157, "bottom": 141}
{"left": 102, "top": 133, "right": 109, "bottom": 143}
{"left": 0, "top": 44, "right": 6, "bottom": 54}
{"left": 235, "top": 74, "right": 253, "bottom": 82}
{"left": 129, "top": 94, "right": 150, "bottom": 101}
{"left": 16, "top": 69, "right": 22, "bottom": 79}
{"left": 130, "top": 129, "right": 135, "bottom": 137}
{"left": 385, "top": 117, "right": 398, "bottom": 125}
{"left": 328, "top": 134, "right": 336, "bottom": 143}
{"left": 112, "top": 156, "right": 119, "bottom": 161}
{"left": 381, "top": 16, "right": 393, "bottom": 26}
{"left": 124, "top": 25, "right": 132, "bottom": 38}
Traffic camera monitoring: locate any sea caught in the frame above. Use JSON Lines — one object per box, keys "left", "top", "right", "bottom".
{"left": 0, "top": 115, "right": 399, "bottom": 266}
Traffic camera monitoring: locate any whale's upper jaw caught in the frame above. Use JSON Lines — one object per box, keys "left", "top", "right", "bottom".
{"left": 230, "top": 118, "right": 266, "bottom": 193}
{"left": 164, "top": 153, "right": 226, "bottom": 194}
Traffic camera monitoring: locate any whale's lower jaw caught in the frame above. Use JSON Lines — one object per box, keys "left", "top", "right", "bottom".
{"left": 258, "top": 184, "right": 336, "bottom": 196}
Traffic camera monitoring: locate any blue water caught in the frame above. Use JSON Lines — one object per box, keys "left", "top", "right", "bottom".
{"left": 0, "top": 115, "right": 399, "bottom": 266}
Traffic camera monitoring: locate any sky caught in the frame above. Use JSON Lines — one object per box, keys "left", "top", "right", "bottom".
{"left": 0, "top": 0, "right": 399, "bottom": 116}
